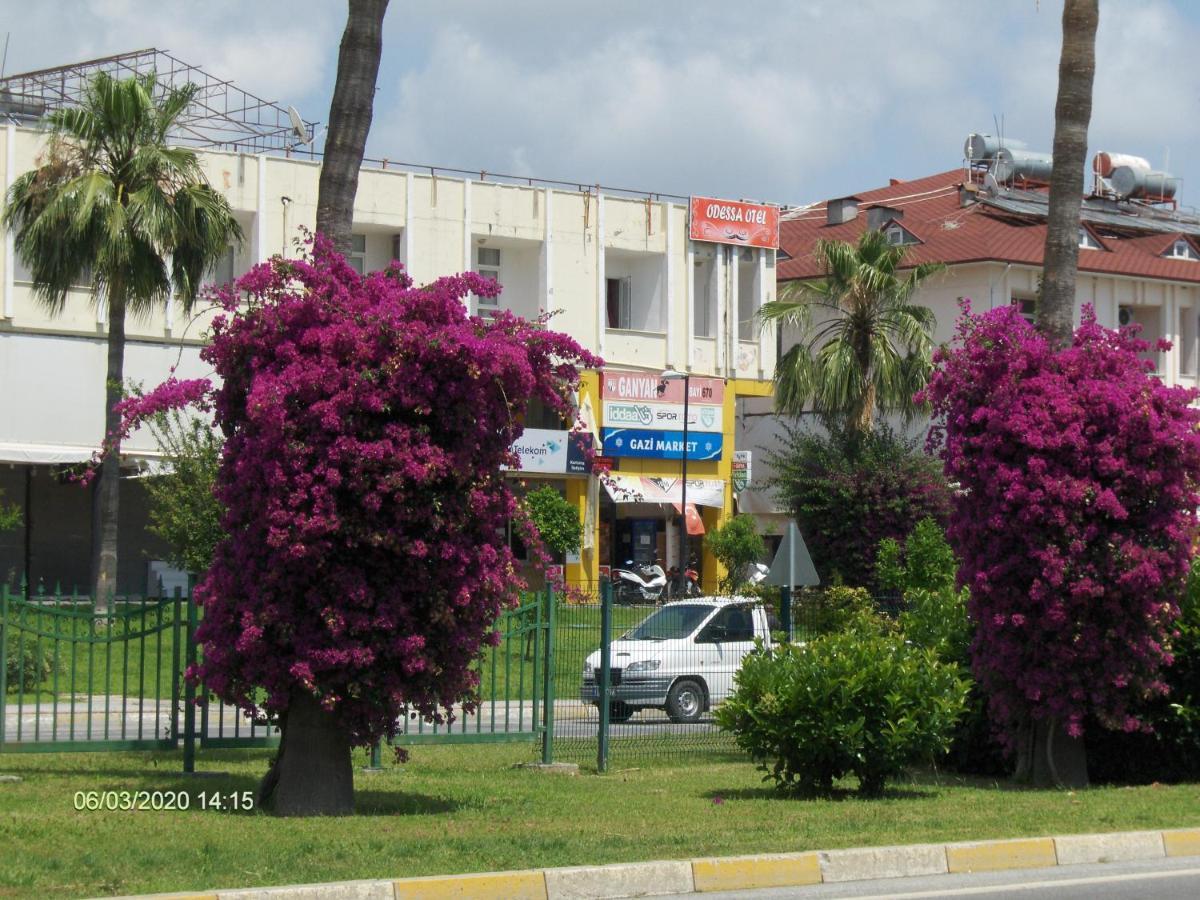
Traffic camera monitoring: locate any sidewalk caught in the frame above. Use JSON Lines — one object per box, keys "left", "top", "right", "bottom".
{"left": 113, "top": 826, "right": 1200, "bottom": 899}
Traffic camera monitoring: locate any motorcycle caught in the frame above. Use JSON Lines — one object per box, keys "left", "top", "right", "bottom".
{"left": 611, "top": 560, "right": 667, "bottom": 605}
{"left": 666, "top": 558, "right": 701, "bottom": 599}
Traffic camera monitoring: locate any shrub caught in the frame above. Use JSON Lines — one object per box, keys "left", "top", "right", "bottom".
{"left": 793, "top": 585, "right": 877, "bottom": 638}
{"left": 717, "top": 621, "right": 969, "bottom": 796}
{"left": 523, "top": 486, "right": 582, "bottom": 561}
{"left": 3, "top": 632, "right": 59, "bottom": 689}
{"left": 768, "top": 423, "right": 951, "bottom": 590}
{"left": 879, "top": 519, "right": 1008, "bottom": 776}
{"left": 0, "top": 489, "right": 19, "bottom": 533}
{"left": 143, "top": 408, "right": 224, "bottom": 575}
{"left": 706, "top": 514, "right": 766, "bottom": 592}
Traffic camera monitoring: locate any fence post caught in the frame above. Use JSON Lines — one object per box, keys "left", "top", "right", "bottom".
{"left": 182, "top": 584, "right": 198, "bottom": 774}
{"left": 1, "top": 584, "right": 8, "bottom": 746}
{"left": 170, "top": 589, "right": 182, "bottom": 743}
{"left": 597, "top": 579, "right": 612, "bottom": 773}
{"left": 780, "top": 585, "right": 793, "bottom": 642}
{"left": 540, "top": 584, "right": 556, "bottom": 765}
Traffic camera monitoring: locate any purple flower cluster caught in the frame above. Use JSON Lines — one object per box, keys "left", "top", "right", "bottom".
{"left": 120, "top": 235, "right": 600, "bottom": 747}
{"left": 922, "top": 302, "right": 1200, "bottom": 744}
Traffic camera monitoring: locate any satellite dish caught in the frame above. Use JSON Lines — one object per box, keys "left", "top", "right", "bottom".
{"left": 287, "top": 105, "right": 311, "bottom": 146}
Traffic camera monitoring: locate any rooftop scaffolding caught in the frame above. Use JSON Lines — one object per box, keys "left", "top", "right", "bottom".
{"left": 0, "top": 47, "right": 319, "bottom": 155}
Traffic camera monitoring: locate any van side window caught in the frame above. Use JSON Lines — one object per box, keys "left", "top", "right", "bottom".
{"left": 703, "top": 605, "right": 755, "bottom": 642}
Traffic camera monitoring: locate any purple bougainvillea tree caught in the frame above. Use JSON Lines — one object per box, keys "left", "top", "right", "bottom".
{"left": 115, "top": 236, "right": 600, "bottom": 814}
{"left": 922, "top": 302, "right": 1200, "bottom": 784}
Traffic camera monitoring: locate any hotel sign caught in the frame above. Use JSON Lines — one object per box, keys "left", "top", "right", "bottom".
{"left": 689, "top": 196, "right": 780, "bottom": 250}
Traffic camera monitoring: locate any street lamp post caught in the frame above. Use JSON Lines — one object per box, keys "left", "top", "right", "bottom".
{"left": 660, "top": 368, "right": 689, "bottom": 595}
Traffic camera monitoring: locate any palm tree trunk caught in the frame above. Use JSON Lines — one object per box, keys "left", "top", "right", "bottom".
{"left": 261, "top": 0, "right": 389, "bottom": 817}
{"left": 315, "top": 0, "right": 389, "bottom": 254}
{"left": 1038, "top": 0, "right": 1098, "bottom": 348}
{"left": 91, "top": 287, "right": 126, "bottom": 615}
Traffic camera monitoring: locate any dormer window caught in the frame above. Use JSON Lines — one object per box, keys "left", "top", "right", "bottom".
{"left": 884, "top": 222, "right": 920, "bottom": 246}
{"left": 1079, "top": 227, "right": 1102, "bottom": 250}
{"left": 1166, "top": 239, "right": 1199, "bottom": 261}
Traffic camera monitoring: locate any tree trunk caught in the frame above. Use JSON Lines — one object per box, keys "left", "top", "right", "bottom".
{"left": 259, "top": 688, "right": 354, "bottom": 816}
{"left": 1037, "top": 0, "right": 1098, "bottom": 348}
{"left": 1030, "top": 717, "right": 1089, "bottom": 789}
{"left": 315, "top": 0, "right": 389, "bottom": 254}
{"left": 90, "top": 289, "right": 126, "bottom": 615}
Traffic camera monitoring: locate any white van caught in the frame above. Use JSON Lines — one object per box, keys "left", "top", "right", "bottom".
{"left": 579, "top": 597, "right": 776, "bottom": 723}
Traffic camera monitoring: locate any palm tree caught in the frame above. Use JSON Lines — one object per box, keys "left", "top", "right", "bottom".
{"left": 315, "top": 0, "right": 390, "bottom": 254}
{"left": 1038, "top": 0, "right": 1099, "bottom": 348}
{"left": 3, "top": 72, "right": 242, "bottom": 612}
{"left": 1022, "top": 0, "right": 1098, "bottom": 791}
{"left": 258, "top": 0, "right": 389, "bottom": 818}
{"left": 760, "top": 230, "right": 944, "bottom": 434}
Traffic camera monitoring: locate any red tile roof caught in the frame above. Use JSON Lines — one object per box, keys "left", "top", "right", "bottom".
{"left": 778, "top": 169, "right": 1200, "bottom": 285}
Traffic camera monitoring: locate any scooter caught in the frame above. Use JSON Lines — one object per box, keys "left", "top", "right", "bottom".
{"left": 611, "top": 560, "right": 667, "bottom": 605}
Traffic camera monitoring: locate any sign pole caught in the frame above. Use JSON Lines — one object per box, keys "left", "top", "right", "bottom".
{"left": 679, "top": 375, "right": 689, "bottom": 594}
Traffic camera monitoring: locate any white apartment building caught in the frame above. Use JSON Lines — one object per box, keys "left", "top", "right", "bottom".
{"left": 0, "top": 50, "right": 778, "bottom": 595}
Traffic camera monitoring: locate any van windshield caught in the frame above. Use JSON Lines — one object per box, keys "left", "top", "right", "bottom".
{"left": 623, "top": 604, "right": 713, "bottom": 641}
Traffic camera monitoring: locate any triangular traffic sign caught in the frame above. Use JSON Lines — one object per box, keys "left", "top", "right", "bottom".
{"left": 764, "top": 522, "right": 820, "bottom": 587}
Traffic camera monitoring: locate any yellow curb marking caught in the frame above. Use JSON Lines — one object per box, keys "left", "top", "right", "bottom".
{"left": 1163, "top": 829, "right": 1200, "bottom": 858}
{"left": 692, "top": 854, "right": 821, "bottom": 892}
{"left": 946, "top": 837, "right": 1057, "bottom": 873}
{"left": 393, "top": 870, "right": 546, "bottom": 899}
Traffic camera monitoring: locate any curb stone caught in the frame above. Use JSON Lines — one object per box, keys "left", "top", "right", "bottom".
{"left": 108, "top": 826, "right": 1200, "bottom": 900}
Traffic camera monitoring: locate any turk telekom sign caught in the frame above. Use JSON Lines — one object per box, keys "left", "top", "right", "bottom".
{"left": 689, "top": 196, "right": 780, "bottom": 250}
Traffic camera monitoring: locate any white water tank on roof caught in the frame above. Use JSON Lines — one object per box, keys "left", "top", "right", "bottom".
{"left": 994, "top": 148, "right": 1054, "bottom": 183}
{"left": 1111, "top": 166, "right": 1180, "bottom": 200}
{"left": 1093, "top": 151, "right": 1151, "bottom": 177}
{"left": 964, "top": 133, "right": 1027, "bottom": 162}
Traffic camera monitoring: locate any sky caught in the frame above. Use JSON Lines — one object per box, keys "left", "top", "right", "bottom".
{"left": 3, "top": 1, "right": 1200, "bottom": 209}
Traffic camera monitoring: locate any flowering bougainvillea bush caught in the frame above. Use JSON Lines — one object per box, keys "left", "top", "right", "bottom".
{"left": 114, "top": 236, "right": 600, "bottom": 749}
{"left": 922, "top": 302, "right": 1200, "bottom": 746}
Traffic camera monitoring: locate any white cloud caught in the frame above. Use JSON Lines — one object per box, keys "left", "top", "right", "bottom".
{"left": 3, "top": 0, "right": 1199, "bottom": 205}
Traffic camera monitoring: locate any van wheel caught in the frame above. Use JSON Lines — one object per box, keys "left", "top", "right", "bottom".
{"left": 666, "top": 679, "right": 705, "bottom": 723}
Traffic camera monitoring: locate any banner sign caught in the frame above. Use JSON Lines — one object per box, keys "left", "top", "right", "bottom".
{"left": 602, "top": 399, "right": 722, "bottom": 434}
{"left": 601, "top": 427, "right": 723, "bottom": 461}
{"left": 601, "top": 369, "right": 725, "bottom": 405}
{"left": 602, "top": 473, "right": 725, "bottom": 508}
{"left": 504, "top": 429, "right": 590, "bottom": 475}
{"left": 689, "top": 196, "right": 780, "bottom": 250}
{"left": 566, "top": 431, "right": 591, "bottom": 474}
{"left": 732, "top": 450, "right": 751, "bottom": 492}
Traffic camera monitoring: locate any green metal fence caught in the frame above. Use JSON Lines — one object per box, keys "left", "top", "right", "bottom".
{"left": 0, "top": 584, "right": 183, "bottom": 754}
{"left": 0, "top": 582, "right": 556, "bottom": 764}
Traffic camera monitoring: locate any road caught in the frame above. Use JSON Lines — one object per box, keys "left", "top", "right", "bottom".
{"left": 2, "top": 696, "right": 712, "bottom": 745}
{"left": 696, "top": 857, "right": 1200, "bottom": 899}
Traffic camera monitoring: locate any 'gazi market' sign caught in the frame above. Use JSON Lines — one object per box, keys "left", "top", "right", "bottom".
{"left": 689, "top": 196, "right": 780, "bottom": 250}
{"left": 600, "top": 369, "right": 725, "bottom": 459}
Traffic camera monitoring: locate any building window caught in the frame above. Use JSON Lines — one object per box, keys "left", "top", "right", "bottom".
{"left": 475, "top": 246, "right": 501, "bottom": 312}
{"left": 884, "top": 223, "right": 920, "bottom": 246}
{"left": 1167, "top": 239, "right": 1199, "bottom": 261}
{"left": 606, "top": 276, "right": 632, "bottom": 330}
{"left": 347, "top": 233, "right": 367, "bottom": 274}
{"left": 737, "top": 246, "right": 759, "bottom": 337}
{"left": 1079, "top": 228, "right": 1102, "bottom": 250}
{"left": 208, "top": 246, "right": 236, "bottom": 286}
{"left": 693, "top": 244, "right": 716, "bottom": 338}
{"left": 1011, "top": 293, "right": 1037, "bottom": 324}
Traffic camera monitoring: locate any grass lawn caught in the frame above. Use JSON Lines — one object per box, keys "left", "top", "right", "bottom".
{"left": 1, "top": 744, "right": 1198, "bottom": 898}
